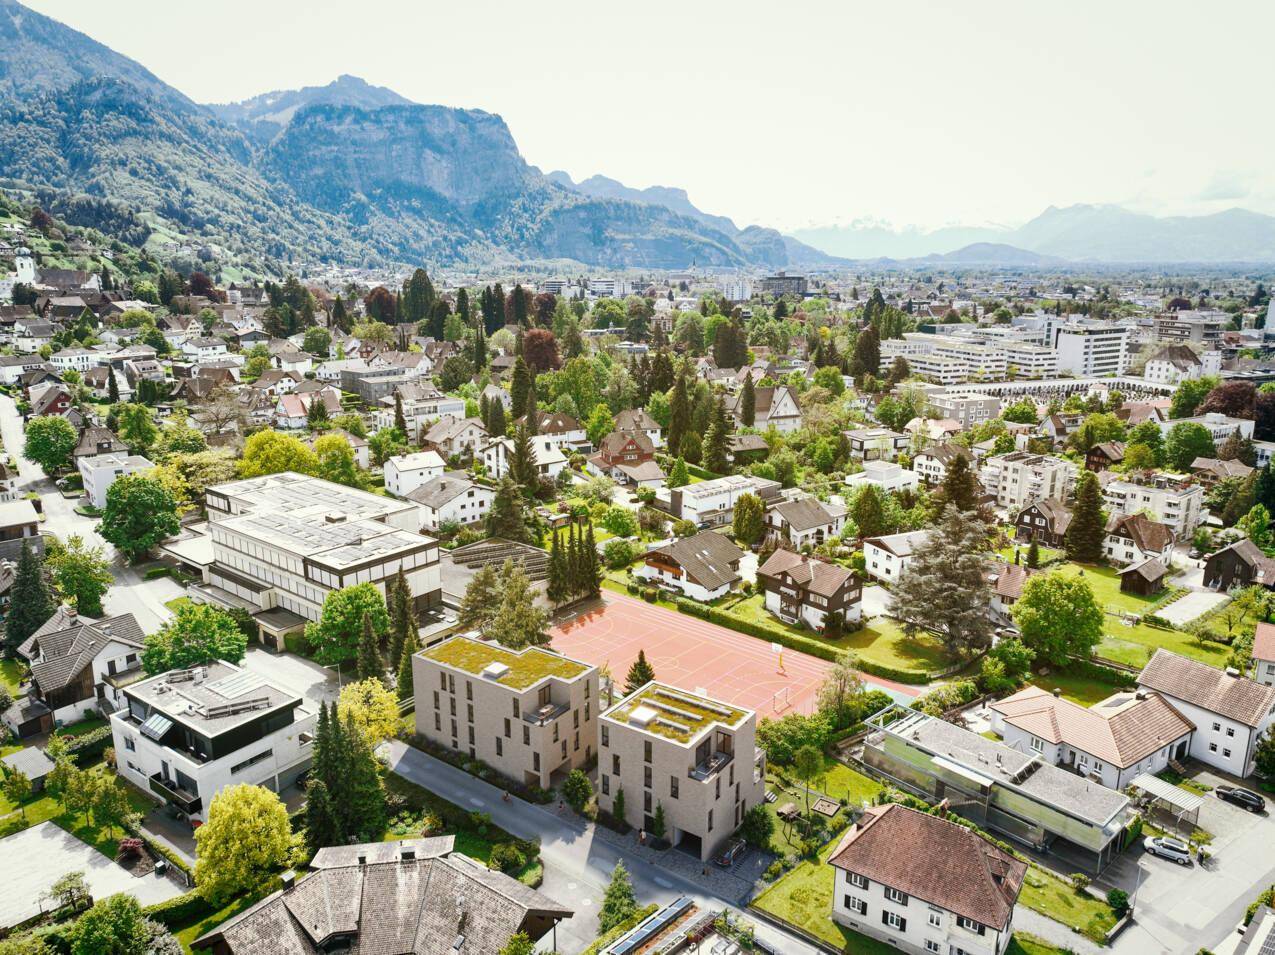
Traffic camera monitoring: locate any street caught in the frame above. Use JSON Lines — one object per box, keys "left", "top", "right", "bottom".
{"left": 382, "top": 739, "right": 823, "bottom": 955}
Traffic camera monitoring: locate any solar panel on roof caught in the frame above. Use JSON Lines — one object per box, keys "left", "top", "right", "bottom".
{"left": 205, "top": 671, "right": 266, "bottom": 700}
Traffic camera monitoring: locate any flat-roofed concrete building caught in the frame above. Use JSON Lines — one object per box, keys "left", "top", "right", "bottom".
{"left": 597, "top": 682, "right": 766, "bottom": 861}
{"left": 413, "top": 636, "right": 598, "bottom": 790}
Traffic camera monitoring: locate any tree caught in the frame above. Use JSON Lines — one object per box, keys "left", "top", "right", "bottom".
{"left": 1, "top": 769, "right": 30, "bottom": 818}
{"left": 1255, "top": 728, "right": 1275, "bottom": 780}
{"left": 934, "top": 452, "right": 979, "bottom": 515}
{"left": 356, "top": 611, "right": 384, "bottom": 681}
{"left": 562, "top": 769, "right": 593, "bottom": 812}
{"left": 509, "top": 424, "right": 539, "bottom": 491}
{"left": 816, "top": 655, "right": 867, "bottom": 730}
{"left": 740, "top": 375, "right": 756, "bottom": 427}
{"left": 458, "top": 563, "right": 501, "bottom": 632}
{"left": 793, "top": 745, "right": 824, "bottom": 812}
{"left": 703, "top": 396, "right": 732, "bottom": 475}
{"left": 68, "top": 893, "right": 150, "bottom": 955}
{"left": 368, "top": 427, "right": 407, "bottom": 468}
{"left": 238, "top": 430, "right": 318, "bottom": 478}
{"left": 1064, "top": 471, "right": 1107, "bottom": 563}
{"left": 487, "top": 561, "right": 549, "bottom": 649}
{"left": 890, "top": 505, "right": 994, "bottom": 658}
{"left": 585, "top": 404, "right": 615, "bottom": 448}
{"left": 510, "top": 357, "right": 533, "bottom": 420}
{"left": 23, "top": 416, "right": 77, "bottom": 474}
{"left": 1026, "top": 539, "right": 1040, "bottom": 569}
{"left": 387, "top": 568, "right": 414, "bottom": 672}
{"left": 337, "top": 677, "right": 398, "bottom": 745}
{"left": 1164, "top": 421, "right": 1216, "bottom": 471}
{"left": 116, "top": 404, "right": 158, "bottom": 453}
{"left": 106, "top": 367, "right": 120, "bottom": 403}
{"left": 625, "top": 649, "right": 656, "bottom": 695}
{"left": 99, "top": 475, "right": 180, "bottom": 562}
{"left": 849, "top": 326, "right": 880, "bottom": 382}
{"left": 667, "top": 456, "right": 690, "bottom": 489}
{"left": 91, "top": 774, "right": 133, "bottom": 836}
{"left": 599, "top": 864, "right": 638, "bottom": 933}
{"left": 522, "top": 328, "right": 561, "bottom": 373}
{"left": 1169, "top": 376, "right": 1219, "bottom": 419}
{"left": 302, "top": 326, "right": 331, "bottom": 357}
{"left": 45, "top": 870, "right": 90, "bottom": 913}
{"left": 4, "top": 541, "right": 54, "bottom": 654}
{"left": 1070, "top": 413, "right": 1125, "bottom": 453}
{"left": 1002, "top": 398, "right": 1039, "bottom": 424}
{"left": 304, "top": 583, "right": 390, "bottom": 665}
{"left": 733, "top": 492, "right": 765, "bottom": 545}
{"left": 396, "top": 634, "right": 416, "bottom": 701}
{"left": 304, "top": 775, "right": 340, "bottom": 856}
{"left": 1199, "top": 380, "right": 1257, "bottom": 418}
{"left": 142, "top": 603, "right": 246, "bottom": 674}
{"left": 195, "top": 784, "right": 292, "bottom": 905}
{"left": 601, "top": 505, "right": 637, "bottom": 538}
{"left": 314, "top": 434, "right": 359, "bottom": 487}
{"left": 667, "top": 371, "right": 690, "bottom": 456}
{"left": 1240, "top": 504, "right": 1273, "bottom": 550}
{"left": 486, "top": 477, "right": 532, "bottom": 543}
{"left": 1012, "top": 571, "right": 1104, "bottom": 667}
{"left": 499, "top": 934, "right": 536, "bottom": 955}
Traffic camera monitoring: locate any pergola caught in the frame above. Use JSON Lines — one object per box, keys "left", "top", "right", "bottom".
{"left": 1130, "top": 773, "right": 1203, "bottom": 832}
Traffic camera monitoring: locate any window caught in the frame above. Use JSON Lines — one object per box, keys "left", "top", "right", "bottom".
{"left": 644, "top": 791, "right": 652, "bottom": 812}
{"left": 601, "top": 775, "right": 609, "bottom": 795}
{"left": 1209, "top": 743, "right": 1218, "bottom": 752}
{"left": 1226, "top": 727, "right": 1235, "bottom": 738}
{"left": 1212, "top": 722, "right": 1221, "bottom": 732}
{"left": 124, "top": 736, "right": 136, "bottom": 752}
{"left": 644, "top": 766, "right": 652, "bottom": 788}
{"left": 466, "top": 681, "right": 473, "bottom": 700}
{"left": 882, "top": 911, "right": 906, "bottom": 932}
{"left": 231, "top": 749, "right": 272, "bottom": 775}
{"left": 467, "top": 704, "right": 474, "bottom": 723}
{"left": 1224, "top": 748, "right": 1232, "bottom": 758}
{"left": 884, "top": 887, "right": 908, "bottom": 906}
{"left": 439, "top": 672, "right": 446, "bottom": 690}
{"left": 957, "top": 916, "right": 985, "bottom": 935}
{"left": 561, "top": 740, "right": 567, "bottom": 759}
{"left": 574, "top": 710, "right": 579, "bottom": 729}
{"left": 644, "top": 740, "right": 652, "bottom": 763}
{"left": 434, "top": 714, "right": 441, "bottom": 732}
{"left": 504, "top": 718, "right": 511, "bottom": 738}
{"left": 843, "top": 895, "right": 867, "bottom": 916}
{"left": 925, "top": 942, "right": 941, "bottom": 954}
{"left": 523, "top": 726, "right": 530, "bottom": 745}
{"left": 928, "top": 912, "right": 941, "bottom": 928}
{"left": 601, "top": 725, "right": 609, "bottom": 747}
{"left": 849, "top": 873, "right": 868, "bottom": 889}
{"left": 533, "top": 752, "right": 540, "bottom": 771}
{"left": 707, "top": 809, "right": 713, "bottom": 831}
{"left": 613, "top": 755, "right": 621, "bottom": 775}
{"left": 433, "top": 691, "right": 439, "bottom": 711}
{"left": 670, "top": 776, "right": 679, "bottom": 799}
{"left": 495, "top": 737, "right": 503, "bottom": 757}
{"left": 1030, "top": 737, "right": 1043, "bottom": 752}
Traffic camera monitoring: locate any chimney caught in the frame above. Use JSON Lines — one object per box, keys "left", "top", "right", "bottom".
{"left": 401, "top": 846, "right": 416, "bottom": 861}
{"left": 64, "top": 604, "right": 77, "bottom": 621}
{"left": 280, "top": 870, "right": 296, "bottom": 891}
{"left": 1225, "top": 667, "right": 1240, "bottom": 679}
{"left": 357, "top": 853, "right": 367, "bottom": 866}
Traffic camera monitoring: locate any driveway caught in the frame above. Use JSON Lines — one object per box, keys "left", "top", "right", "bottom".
{"left": 861, "top": 584, "right": 893, "bottom": 618}
{"left": 0, "top": 822, "right": 181, "bottom": 927}
{"left": 1157, "top": 591, "right": 1229, "bottom": 627}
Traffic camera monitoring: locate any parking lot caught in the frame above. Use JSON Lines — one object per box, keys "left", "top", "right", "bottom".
{"left": 1098, "top": 770, "right": 1275, "bottom": 953}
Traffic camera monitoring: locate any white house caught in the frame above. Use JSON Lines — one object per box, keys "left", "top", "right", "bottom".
{"left": 180, "top": 337, "right": 229, "bottom": 362}
{"left": 863, "top": 530, "right": 929, "bottom": 584}
{"left": 634, "top": 531, "right": 744, "bottom": 602}
{"left": 1137, "top": 649, "right": 1275, "bottom": 778}
{"left": 912, "top": 444, "right": 972, "bottom": 486}
{"left": 765, "top": 497, "right": 847, "bottom": 549}
{"left": 1103, "top": 513, "right": 1175, "bottom": 566}
{"left": 384, "top": 450, "right": 446, "bottom": 498}
{"left": 481, "top": 436, "right": 567, "bottom": 482}
{"left": 49, "top": 347, "right": 100, "bottom": 373}
{"left": 845, "top": 461, "right": 920, "bottom": 495}
{"left": 405, "top": 472, "right": 495, "bottom": 532}
{"left": 726, "top": 385, "right": 803, "bottom": 432}
{"left": 1103, "top": 473, "right": 1203, "bottom": 539}
{"left": 757, "top": 548, "right": 862, "bottom": 630}
{"left": 1159, "top": 411, "right": 1255, "bottom": 442}
{"left": 422, "top": 415, "right": 488, "bottom": 460}
{"left": 77, "top": 453, "right": 155, "bottom": 509}
{"left": 1254, "top": 623, "right": 1275, "bottom": 687}
{"left": 665, "top": 474, "right": 781, "bottom": 528}
{"left": 829, "top": 803, "right": 1026, "bottom": 955}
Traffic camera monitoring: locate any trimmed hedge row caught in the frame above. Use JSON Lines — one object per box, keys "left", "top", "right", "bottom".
{"left": 144, "top": 888, "right": 215, "bottom": 929}
{"left": 673, "top": 598, "right": 932, "bottom": 684}
{"left": 66, "top": 725, "right": 113, "bottom": 764}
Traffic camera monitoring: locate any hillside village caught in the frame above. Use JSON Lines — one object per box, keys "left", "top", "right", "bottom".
{"left": 1, "top": 188, "right": 1275, "bottom": 955}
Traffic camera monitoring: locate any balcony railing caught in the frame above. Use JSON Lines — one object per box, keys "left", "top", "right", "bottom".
{"left": 523, "top": 701, "right": 570, "bottom": 726}
{"left": 688, "top": 750, "right": 733, "bottom": 781}
{"left": 149, "top": 772, "right": 201, "bottom": 814}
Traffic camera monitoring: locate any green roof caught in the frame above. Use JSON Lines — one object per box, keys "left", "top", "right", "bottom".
{"left": 606, "top": 683, "right": 747, "bottom": 742}
{"left": 420, "top": 636, "right": 590, "bottom": 690}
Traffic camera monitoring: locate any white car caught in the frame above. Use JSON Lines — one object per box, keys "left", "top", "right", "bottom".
{"left": 1143, "top": 836, "right": 1192, "bottom": 866}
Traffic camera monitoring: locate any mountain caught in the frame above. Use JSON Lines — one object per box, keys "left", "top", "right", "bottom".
{"left": 0, "top": 1, "right": 816, "bottom": 273}
{"left": 208, "top": 74, "right": 415, "bottom": 145}
{"left": 793, "top": 204, "right": 1275, "bottom": 264}
{"left": 916, "top": 243, "right": 1071, "bottom": 267}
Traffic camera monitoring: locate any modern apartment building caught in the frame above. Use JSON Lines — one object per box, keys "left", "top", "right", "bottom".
{"left": 1054, "top": 322, "right": 1129, "bottom": 377}
{"left": 1153, "top": 310, "right": 1228, "bottom": 347}
{"left": 1159, "top": 411, "right": 1254, "bottom": 443}
{"left": 413, "top": 636, "right": 598, "bottom": 790}
{"left": 1103, "top": 473, "right": 1204, "bottom": 538}
{"left": 979, "top": 452, "right": 1075, "bottom": 513}
{"left": 927, "top": 391, "right": 1001, "bottom": 430}
{"left": 759, "top": 271, "right": 808, "bottom": 296}
{"left": 665, "top": 474, "right": 781, "bottom": 527}
{"left": 180, "top": 473, "right": 441, "bottom": 643}
{"left": 597, "top": 682, "right": 766, "bottom": 861}
{"left": 111, "top": 660, "right": 316, "bottom": 821}
{"left": 1001, "top": 339, "right": 1058, "bottom": 379}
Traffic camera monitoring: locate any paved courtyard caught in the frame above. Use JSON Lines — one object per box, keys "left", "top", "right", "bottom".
{"left": 1156, "top": 590, "right": 1229, "bottom": 627}
{"left": 0, "top": 823, "right": 181, "bottom": 928}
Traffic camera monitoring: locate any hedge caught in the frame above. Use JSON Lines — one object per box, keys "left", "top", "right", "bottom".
{"left": 144, "top": 888, "right": 215, "bottom": 929}
{"left": 66, "top": 725, "right": 113, "bottom": 764}
{"left": 673, "top": 598, "right": 932, "bottom": 684}
{"left": 1068, "top": 657, "right": 1138, "bottom": 688}
{"left": 581, "top": 903, "right": 660, "bottom": 955}
{"left": 143, "top": 566, "right": 172, "bottom": 580}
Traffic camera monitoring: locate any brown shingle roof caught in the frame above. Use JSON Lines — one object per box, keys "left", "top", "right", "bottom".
{"left": 1138, "top": 649, "right": 1275, "bottom": 727}
{"left": 1255, "top": 622, "right": 1275, "bottom": 663}
{"left": 1106, "top": 513, "right": 1173, "bottom": 555}
{"left": 828, "top": 803, "right": 1026, "bottom": 930}
{"left": 758, "top": 548, "right": 856, "bottom": 599}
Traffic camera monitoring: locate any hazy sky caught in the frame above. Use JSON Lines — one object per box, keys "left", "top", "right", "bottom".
{"left": 23, "top": 0, "right": 1275, "bottom": 233}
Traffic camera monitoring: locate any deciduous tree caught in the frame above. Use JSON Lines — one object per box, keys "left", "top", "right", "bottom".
{"left": 195, "top": 784, "right": 292, "bottom": 904}
{"left": 337, "top": 677, "right": 398, "bottom": 745}
{"left": 99, "top": 475, "right": 181, "bottom": 562}
{"left": 238, "top": 430, "right": 319, "bottom": 478}
{"left": 304, "top": 583, "right": 390, "bottom": 665}
{"left": 142, "top": 603, "right": 246, "bottom": 673}
{"left": 1012, "top": 571, "right": 1104, "bottom": 667}
{"left": 23, "top": 416, "right": 77, "bottom": 474}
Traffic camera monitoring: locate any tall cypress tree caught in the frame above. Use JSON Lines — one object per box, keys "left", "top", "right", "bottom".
{"left": 479, "top": 393, "right": 491, "bottom": 431}
{"left": 107, "top": 367, "right": 119, "bottom": 403}
{"left": 388, "top": 568, "right": 413, "bottom": 669}
{"left": 510, "top": 357, "right": 532, "bottom": 419}
{"left": 740, "top": 374, "right": 755, "bottom": 427}
{"left": 357, "top": 611, "right": 384, "bottom": 681}
{"left": 394, "top": 393, "right": 408, "bottom": 436}
{"left": 489, "top": 400, "right": 507, "bottom": 438}
{"left": 524, "top": 382, "right": 539, "bottom": 435}
{"left": 396, "top": 637, "right": 415, "bottom": 702}
{"left": 566, "top": 523, "right": 583, "bottom": 598}
{"left": 304, "top": 777, "right": 340, "bottom": 855}
{"left": 546, "top": 530, "right": 568, "bottom": 605}
{"left": 703, "top": 396, "right": 732, "bottom": 475}
{"left": 5, "top": 541, "right": 53, "bottom": 654}
{"left": 668, "top": 371, "right": 690, "bottom": 456}
{"left": 583, "top": 524, "right": 602, "bottom": 597}
{"left": 1065, "top": 471, "right": 1107, "bottom": 563}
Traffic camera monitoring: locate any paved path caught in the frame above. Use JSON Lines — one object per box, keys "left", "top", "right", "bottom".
{"left": 382, "top": 740, "right": 823, "bottom": 955}
{"left": 1156, "top": 590, "right": 1228, "bottom": 627}
{"left": 0, "top": 822, "right": 181, "bottom": 928}
{"left": 1012, "top": 906, "right": 1105, "bottom": 955}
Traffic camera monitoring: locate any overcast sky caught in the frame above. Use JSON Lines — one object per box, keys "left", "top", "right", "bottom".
{"left": 24, "top": 0, "right": 1275, "bottom": 234}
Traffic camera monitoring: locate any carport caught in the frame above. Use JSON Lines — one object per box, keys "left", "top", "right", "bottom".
{"left": 1130, "top": 773, "right": 1203, "bottom": 833}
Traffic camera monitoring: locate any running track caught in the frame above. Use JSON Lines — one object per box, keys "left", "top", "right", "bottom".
{"left": 550, "top": 592, "right": 918, "bottom": 718}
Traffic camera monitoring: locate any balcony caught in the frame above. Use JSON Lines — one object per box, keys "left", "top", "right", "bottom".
{"left": 522, "top": 701, "right": 569, "bottom": 726}
{"left": 688, "top": 750, "right": 733, "bottom": 782}
{"left": 149, "top": 772, "right": 201, "bottom": 815}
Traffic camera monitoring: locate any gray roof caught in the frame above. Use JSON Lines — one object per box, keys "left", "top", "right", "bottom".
{"left": 125, "top": 660, "right": 302, "bottom": 735}
{"left": 771, "top": 497, "right": 838, "bottom": 532}
{"left": 864, "top": 529, "right": 929, "bottom": 558}
{"left": 311, "top": 836, "right": 455, "bottom": 868}
{"left": 406, "top": 471, "right": 485, "bottom": 509}
{"left": 19, "top": 610, "right": 144, "bottom": 692}
{"left": 1, "top": 746, "right": 55, "bottom": 780}
{"left": 646, "top": 531, "right": 744, "bottom": 591}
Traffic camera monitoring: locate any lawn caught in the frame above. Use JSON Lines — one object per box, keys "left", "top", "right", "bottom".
{"left": 1097, "top": 620, "right": 1230, "bottom": 670}
{"left": 1029, "top": 668, "right": 1127, "bottom": 706}
{"left": 54, "top": 716, "right": 108, "bottom": 739}
{"left": 1017, "top": 866, "right": 1118, "bottom": 944}
{"left": 165, "top": 596, "right": 194, "bottom": 614}
{"left": 765, "top": 759, "right": 882, "bottom": 855}
{"left": 0, "top": 765, "right": 155, "bottom": 858}
{"left": 0, "top": 658, "right": 23, "bottom": 696}
{"left": 1055, "top": 562, "right": 1160, "bottom": 616}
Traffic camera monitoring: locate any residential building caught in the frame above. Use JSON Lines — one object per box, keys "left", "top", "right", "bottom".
{"left": 1104, "top": 513, "right": 1175, "bottom": 566}
{"left": 987, "top": 561, "right": 1038, "bottom": 619}
{"left": 8, "top": 607, "right": 143, "bottom": 736}
{"left": 635, "top": 531, "right": 744, "bottom": 602}
{"left": 989, "top": 685, "right": 1194, "bottom": 791}
{"left": 586, "top": 430, "right": 664, "bottom": 487}
{"left": 1191, "top": 456, "right": 1253, "bottom": 487}
{"left": 861, "top": 706, "right": 1132, "bottom": 871}
{"left": 757, "top": 549, "right": 861, "bottom": 630}
{"left": 0, "top": 499, "right": 43, "bottom": 560}
{"left": 421, "top": 415, "right": 488, "bottom": 460}
{"left": 77, "top": 453, "right": 155, "bottom": 509}
{"left": 1204, "top": 538, "right": 1275, "bottom": 591}
{"left": 1086, "top": 442, "right": 1126, "bottom": 472}
{"left": 195, "top": 838, "right": 573, "bottom": 955}
{"left": 1013, "top": 498, "right": 1071, "bottom": 548}
{"left": 273, "top": 389, "right": 341, "bottom": 430}
{"left": 665, "top": 474, "right": 781, "bottom": 528}
{"left": 912, "top": 443, "right": 972, "bottom": 486}
{"left": 1143, "top": 344, "right": 1221, "bottom": 385}
{"left": 480, "top": 435, "right": 568, "bottom": 482}
{"left": 863, "top": 530, "right": 929, "bottom": 584}
{"left": 112, "top": 659, "right": 317, "bottom": 821}
{"left": 725, "top": 385, "right": 803, "bottom": 433}
{"left": 759, "top": 271, "right": 807, "bottom": 296}
{"left": 597, "top": 682, "right": 766, "bottom": 862}
{"left": 48, "top": 346, "right": 99, "bottom": 373}
{"left": 829, "top": 803, "right": 1026, "bottom": 955}
{"left": 1001, "top": 339, "right": 1058, "bottom": 379}
{"left": 514, "top": 411, "right": 588, "bottom": 452}
{"left": 1137, "top": 649, "right": 1275, "bottom": 778}
{"left": 413, "top": 636, "right": 598, "bottom": 789}
{"left": 980, "top": 452, "right": 1076, "bottom": 513}
{"left": 765, "top": 497, "right": 847, "bottom": 549}
{"left": 1253, "top": 623, "right": 1275, "bottom": 687}
{"left": 406, "top": 472, "right": 495, "bottom": 532}
{"left": 180, "top": 337, "right": 229, "bottom": 362}
{"left": 613, "top": 408, "right": 663, "bottom": 447}
{"left": 844, "top": 460, "right": 920, "bottom": 495}
{"left": 71, "top": 425, "right": 127, "bottom": 461}
{"left": 844, "top": 427, "right": 909, "bottom": 462}
{"left": 384, "top": 450, "right": 446, "bottom": 498}
{"left": 1103, "top": 473, "right": 1203, "bottom": 538}
{"left": 1054, "top": 322, "right": 1129, "bottom": 377}
{"left": 1154, "top": 311, "right": 1228, "bottom": 347}
{"left": 928, "top": 391, "right": 1001, "bottom": 430}
{"left": 373, "top": 381, "right": 466, "bottom": 441}
{"left": 1159, "top": 411, "right": 1254, "bottom": 442}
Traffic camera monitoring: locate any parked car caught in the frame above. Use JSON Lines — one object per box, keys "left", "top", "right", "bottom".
{"left": 1215, "top": 785, "right": 1266, "bottom": 813}
{"left": 1143, "top": 836, "right": 1192, "bottom": 866}
{"left": 715, "top": 838, "right": 747, "bottom": 868}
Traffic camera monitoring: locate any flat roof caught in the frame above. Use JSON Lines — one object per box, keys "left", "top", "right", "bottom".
{"left": 208, "top": 472, "right": 416, "bottom": 522}
{"left": 217, "top": 510, "right": 428, "bottom": 571}
{"left": 420, "top": 636, "right": 592, "bottom": 690}
{"left": 0, "top": 499, "right": 38, "bottom": 527}
{"left": 604, "top": 682, "right": 749, "bottom": 743}
{"left": 125, "top": 660, "right": 302, "bottom": 736}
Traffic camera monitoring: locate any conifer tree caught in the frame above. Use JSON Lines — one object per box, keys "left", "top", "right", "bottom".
{"left": 479, "top": 393, "right": 491, "bottom": 431}
{"left": 546, "top": 530, "right": 569, "bottom": 605}
{"left": 388, "top": 568, "right": 413, "bottom": 668}
{"left": 625, "top": 649, "right": 656, "bottom": 694}
{"left": 1026, "top": 539, "right": 1040, "bottom": 569}
{"left": 341, "top": 710, "right": 387, "bottom": 841}
{"left": 5, "top": 541, "right": 53, "bottom": 654}
{"left": 107, "top": 367, "right": 119, "bottom": 403}
{"left": 583, "top": 523, "right": 602, "bottom": 597}
{"left": 396, "top": 637, "right": 415, "bottom": 701}
{"left": 304, "top": 777, "right": 339, "bottom": 855}
{"left": 703, "top": 395, "right": 732, "bottom": 475}
{"left": 486, "top": 477, "right": 530, "bottom": 543}
{"left": 510, "top": 424, "right": 538, "bottom": 491}
{"left": 356, "top": 611, "right": 383, "bottom": 681}
{"left": 394, "top": 393, "right": 408, "bottom": 436}
{"left": 740, "top": 374, "right": 755, "bottom": 427}
{"left": 1065, "top": 471, "right": 1107, "bottom": 563}
{"left": 510, "top": 357, "right": 532, "bottom": 419}
{"left": 668, "top": 371, "right": 690, "bottom": 456}
{"left": 489, "top": 400, "right": 507, "bottom": 438}
{"left": 667, "top": 456, "right": 690, "bottom": 489}
{"left": 524, "top": 382, "right": 539, "bottom": 435}
{"left": 935, "top": 452, "right": 980, "bottom": 515}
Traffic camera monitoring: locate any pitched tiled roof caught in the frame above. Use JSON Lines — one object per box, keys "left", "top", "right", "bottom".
{"left": 1139, "top": 649, "right": 1275, "bottom": 727}
{"left": 406, "top": 472, "right": 483, "bottom": 509}
{"left": 1106, "top": 513, "right": 1173, "bottom": 554}
{"left": 20, "top": 612, "right": 143, "bottom": 692}
{"left": 758, "top": 548, "right": 855, "bottom": 598}
{"left": 1023, "top": 497, "right": 1072, "bottom": 535}
{"left": 1148, "top": 345, "right": 1203, "bottom": 370}
{"left": 613, "top": 408, "right": 659, "bottom": 432}
{"left": 991, "top": 685, "right": 1193, "bottom": 768}
{"left": 646, "top": 531, "right": 743, "bottom": 591}
{"left": 828, "top": 803, "right": 1026, "bottom": 930}
{"left": 987, "top": 561, "right": 1036, "bottom": 601}
{"left": 1255, "top": 622, "right": 1275, "bottom": 663}
{"left": 918, "top": 442, "right": 972, "bottom": 467}
{"left": 864, "top": 529, "right": 929, "bottom": 558}
{"left": 771, "top": 497, "right": 838, "bottom": 532}
{"left": 1192, "top": 457, "right": 1254, "bottom": 481}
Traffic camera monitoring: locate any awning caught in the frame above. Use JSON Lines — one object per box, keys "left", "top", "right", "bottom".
{"left": 1130, "top": 773, "right": 1204, "bottom": 815}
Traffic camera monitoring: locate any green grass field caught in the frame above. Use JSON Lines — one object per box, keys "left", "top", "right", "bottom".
{"left": 1029, "top": 669, "right": 1125, "bottom": 706}
{"left": 1017, "top": 867, "right": 1118, "bottom": 943}
{"left": 0, "top": 659, "right": 23, "bottom": 696}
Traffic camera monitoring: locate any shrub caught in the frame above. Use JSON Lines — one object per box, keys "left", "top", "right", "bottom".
{"left": 143, "top": 566, "right": 171, "bottom": 580}
{"left": 604, "top": 538, "right": 637, "bottom": 570}
{"left": 65, "top": 725, "right": 113, "bottom": 764}
{"left": 1107, "top": 888, "right": 1130, "bottom": 917}
{"left": 763, "top": 860, "right": 784, "bottom": 881}
{"left": 910, "top": 681, "right": 980, "bottom": 716}
{"left": 488, "top": 842, "right": 526, "bottom": 873}
{"left": 562, "top": 770, "right": 593, "bottom": 813}
{"left": 144, "top": 888, "right": 216, "bottom": 928}
{"left": 642, "top": 587, "right": 658, "bottom": 603}
{"left": 739, "top": 804, "right": 775, "bottom": 849}
{"left": 1070, "top": 872, "right": 1091, "bottom": 892}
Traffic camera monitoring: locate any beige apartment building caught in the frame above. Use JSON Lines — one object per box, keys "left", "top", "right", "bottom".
{"left": 596, "top": 682, "right": 766, "bottom": 861}
{"left": 413, "top": 636, "right": 598, "bottom": 790}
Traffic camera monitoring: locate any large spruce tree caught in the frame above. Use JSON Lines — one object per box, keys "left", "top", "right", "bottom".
{"left": 1064, "top": 471, "right": 1107, "bottom": 563}
{"left": 5, "top": 541, "right": 53, "bottom": 654}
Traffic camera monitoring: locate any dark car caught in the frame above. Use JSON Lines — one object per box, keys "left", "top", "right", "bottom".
{"left": 715, "top": 838, "right": 747, "bottom": 868}
{"left": 1216, "top": 785, "right": 1266, "bottom": 813}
